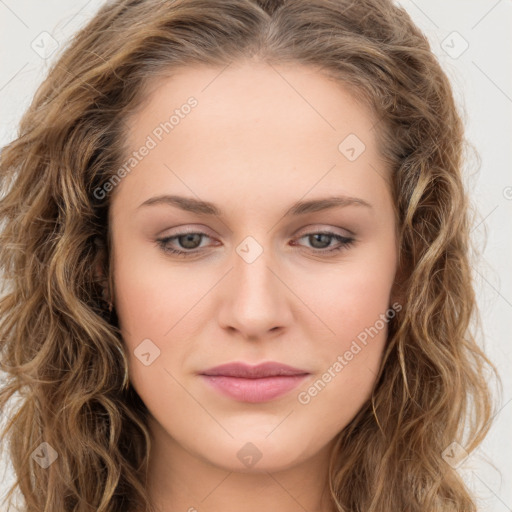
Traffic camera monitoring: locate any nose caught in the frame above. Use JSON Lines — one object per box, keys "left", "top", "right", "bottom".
{"left": 216, "top": 243, "right": 293, "bottom": 341}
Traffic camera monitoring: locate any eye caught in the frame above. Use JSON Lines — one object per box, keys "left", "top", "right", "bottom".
{"left": 156, "top": 231, "right": 214, "bottom": 257}
{"left": 156, "top": 229, "right": 355, "bottom": 258}
{"left": 292, "top": 231, "right": 355, "bottom": 254}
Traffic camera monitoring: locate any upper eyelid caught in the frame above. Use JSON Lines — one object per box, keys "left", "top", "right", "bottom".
{"left": 294, "top": 225, "right": 355, "bottom": 237}
{"left": 160, "top": 223, "right": 354, "bottom": 238}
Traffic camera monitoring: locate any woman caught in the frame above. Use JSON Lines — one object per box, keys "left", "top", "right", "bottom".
{"left": 0, "top": 0, "right": 500, "bottom": 511}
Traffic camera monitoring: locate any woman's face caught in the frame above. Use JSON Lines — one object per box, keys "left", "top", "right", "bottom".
{"left": 109, "top": 61, "right": 399, "bottom": 472}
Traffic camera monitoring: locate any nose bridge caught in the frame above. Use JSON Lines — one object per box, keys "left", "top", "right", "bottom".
{"left": 217, "top": 235, "right": 290, "bottom": 337}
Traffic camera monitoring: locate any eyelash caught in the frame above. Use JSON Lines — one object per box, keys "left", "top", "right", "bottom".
{"left": 156, "top": 230, "right": 355, "bottom": 258}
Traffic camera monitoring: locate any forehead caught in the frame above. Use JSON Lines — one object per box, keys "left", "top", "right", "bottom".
{"left": 113, "top": 61, "right": 391, "bottom": 215}
{"left": 125, "top": 61, "right": 378, "bottom": 148}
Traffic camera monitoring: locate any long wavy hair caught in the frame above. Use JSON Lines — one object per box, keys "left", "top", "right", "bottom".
{"left": 0, "top": 0, "right": 500, "bottom": 510}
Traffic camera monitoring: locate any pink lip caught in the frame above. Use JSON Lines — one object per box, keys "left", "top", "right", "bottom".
{"left": 199, "top": 362, "right": 310, "bottom": 403}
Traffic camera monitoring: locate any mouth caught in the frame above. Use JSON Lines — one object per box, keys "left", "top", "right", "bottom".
{"left": 199, "top": 362, "right": 310, "bottom": 403}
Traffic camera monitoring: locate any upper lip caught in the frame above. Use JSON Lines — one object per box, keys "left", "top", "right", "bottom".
{"left": 200, "top": 362, "right": 309, "bottom": 378}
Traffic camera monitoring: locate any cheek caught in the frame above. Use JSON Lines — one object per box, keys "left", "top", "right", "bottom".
{"left": 111, "top": 229, "right": 199, "bottom": 339}
{"left": 294, "top": 276, "right": 392, "bottom": 438}
{"left": 291, "top": 244, "right": 396, "bottom": 424}
{"left": 111, "top": 240, "right": 217, "bottom": 397}
{"left": 296, "top": 240, "right": 397, "bottom": 345}
{"left": 294, "top": 333, "right": 386, "bottom": 448}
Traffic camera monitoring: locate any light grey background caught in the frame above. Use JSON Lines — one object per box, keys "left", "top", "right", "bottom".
{"left": 1, "top": 1, "right": 511, "bottom": 510}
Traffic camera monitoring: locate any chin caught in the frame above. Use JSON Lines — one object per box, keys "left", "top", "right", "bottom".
{"left": 193, "top": 433, "right": 318, "bottom": 473}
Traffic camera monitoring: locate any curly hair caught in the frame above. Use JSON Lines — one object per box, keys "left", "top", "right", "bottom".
{"left": 0, "top": 0, "right": 500, "bottom": 510}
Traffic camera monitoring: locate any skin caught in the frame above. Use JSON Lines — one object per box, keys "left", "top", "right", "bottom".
{"left": 107, "top": 60, "right": 399, "bottom": 512}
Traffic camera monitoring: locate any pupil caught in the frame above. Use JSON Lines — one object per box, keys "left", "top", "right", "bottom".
{"left": 310, "top": 233, "right": 330, "bottom": 249}
{"left": 179, "top": 233, "right": 201, "bottom": 249}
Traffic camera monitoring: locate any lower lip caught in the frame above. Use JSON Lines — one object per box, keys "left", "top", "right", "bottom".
{"left": 200, "top": 374, "right": 309, "bottom": 403}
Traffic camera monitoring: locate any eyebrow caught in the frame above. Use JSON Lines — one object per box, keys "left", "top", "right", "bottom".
{"left": 137, "top": 194, "right": 372, "bottom": 216}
